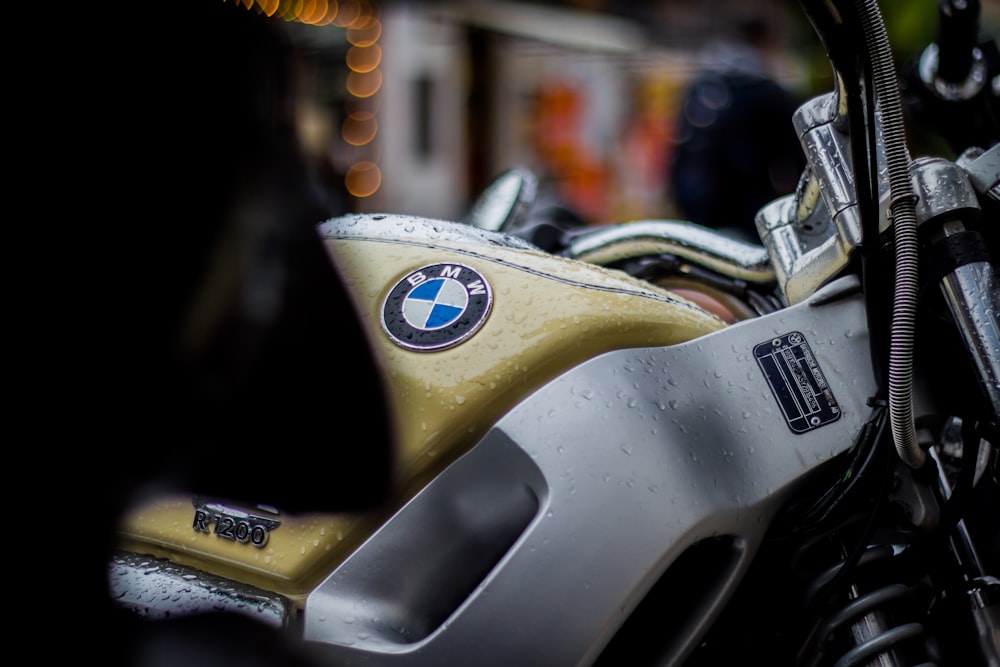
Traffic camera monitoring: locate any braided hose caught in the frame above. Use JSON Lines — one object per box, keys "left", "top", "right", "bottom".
{"left": 855, "top": 0, "right": 925, "bottom": 468}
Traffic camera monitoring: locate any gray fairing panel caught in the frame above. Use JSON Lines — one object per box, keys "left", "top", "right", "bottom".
{"left": 304, "top": 276, "right": 877, "bottom": 666}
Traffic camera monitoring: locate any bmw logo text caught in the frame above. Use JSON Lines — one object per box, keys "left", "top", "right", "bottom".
{"left": 382, "top": 263, "right": 493, "bottom": 351}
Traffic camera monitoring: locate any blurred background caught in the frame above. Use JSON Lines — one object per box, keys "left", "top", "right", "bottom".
{"left": 246, "top": 0, "right": 998, "bottom": 226}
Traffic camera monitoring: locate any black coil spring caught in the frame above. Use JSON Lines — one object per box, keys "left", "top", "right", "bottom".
{"left": 800, "top": 540, "right": 937, "bottom": 667}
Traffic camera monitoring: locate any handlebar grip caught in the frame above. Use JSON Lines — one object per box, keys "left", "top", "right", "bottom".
{"left": 936, "top": 0, "right": 980, "bottom": 83}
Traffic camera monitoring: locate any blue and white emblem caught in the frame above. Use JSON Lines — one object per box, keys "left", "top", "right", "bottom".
{"left": 382, "top": 263, "right": 493, "bottom": 351}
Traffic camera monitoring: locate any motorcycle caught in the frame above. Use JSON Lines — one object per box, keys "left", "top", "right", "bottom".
{"left": 106, "top": 0, "right": 999, "bottom": 665}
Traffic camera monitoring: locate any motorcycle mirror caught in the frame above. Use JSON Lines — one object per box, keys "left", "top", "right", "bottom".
{"left": 464, "top": 166, "right": 538, "bottom": 233}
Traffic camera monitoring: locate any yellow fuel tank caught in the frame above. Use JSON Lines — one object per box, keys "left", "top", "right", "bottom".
{"left": 116, "top": 215, "right": 725, "bottom": 603}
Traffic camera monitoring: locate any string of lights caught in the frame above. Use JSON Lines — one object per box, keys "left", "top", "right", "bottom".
{"left": 225, "top": 0, "right": 384, "bottom": 200}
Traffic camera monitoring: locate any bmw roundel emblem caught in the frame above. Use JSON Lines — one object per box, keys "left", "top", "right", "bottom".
{"left": 381, "top": 263, "right": 494, "bottom": 351}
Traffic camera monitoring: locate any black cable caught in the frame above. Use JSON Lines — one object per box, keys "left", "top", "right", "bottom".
{"left": 803, "top": 425, "right": 897, "bottom": 613}
{"left": 786, "top": 403, "right": 889, "bottom": 530}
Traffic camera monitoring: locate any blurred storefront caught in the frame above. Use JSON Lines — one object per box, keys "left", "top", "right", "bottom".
{"left": 278, "top": 0, "right": 943, "bottom": 224}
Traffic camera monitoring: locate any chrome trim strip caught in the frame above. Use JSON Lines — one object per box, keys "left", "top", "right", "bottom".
{"left": 563, "top": 219, "right": 775, "bottom": 283}
{"left": 108, "top": 551, "right": 292, "bottom": 628}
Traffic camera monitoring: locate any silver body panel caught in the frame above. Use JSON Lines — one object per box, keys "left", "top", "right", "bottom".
{"left": 304, "top": 276, "right": 878, "bottom": 666}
